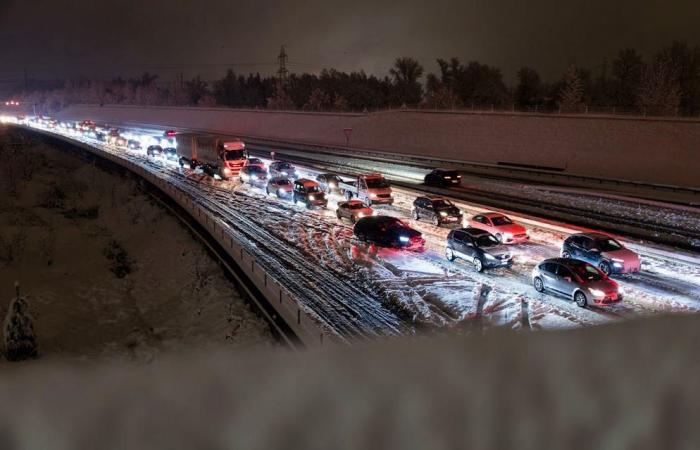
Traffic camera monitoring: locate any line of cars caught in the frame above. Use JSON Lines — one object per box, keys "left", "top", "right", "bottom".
{"left": 27, "top": 116, "right": 641, "bottom": 309}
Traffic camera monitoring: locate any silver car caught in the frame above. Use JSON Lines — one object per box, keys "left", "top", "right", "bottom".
{"left": 532, "top": 258, "right": 623, "bottom": 307}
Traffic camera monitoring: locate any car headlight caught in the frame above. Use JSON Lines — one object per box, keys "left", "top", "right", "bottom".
{"left": 358, "top": 213, "right": 365, "bottom": 218}
{"left": 370, "top": 193, "right": 377, "bottom": 198}
{"left": 223, "top": 168, "right": 231, "bottom": 174}
{"left": 371, "top": 211, "right": 377, "bottom": 216}
{"left": 278, "top": 188, "right": 285, "bottom": 195}
{"left": 439, "top": 211, "right": 448, "bottom": 217}
{"left": 503, "top": 232, "right": 513, "bottom": 239}
{"left": 309, "top": 195, "right": 315, "bottom": 201}
{"left": 281, "top": 171, "right": 288, "bottom": 176}
{"left": 399, "top": 236, "right": 410, "bottom": 243}
{"left": 617, "top": 286, "right": 625, "bottom": 295}
{"left": 589, "top": 288, "right": 605, "bottom": 297}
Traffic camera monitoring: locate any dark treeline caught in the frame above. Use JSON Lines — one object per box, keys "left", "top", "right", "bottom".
{"left": 15, "top": 41, "right": 700, "bottom": 117}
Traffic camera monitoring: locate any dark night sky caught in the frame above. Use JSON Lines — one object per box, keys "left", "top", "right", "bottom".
{"left": 1, "top": 0, "right": 700, "bottom": 85}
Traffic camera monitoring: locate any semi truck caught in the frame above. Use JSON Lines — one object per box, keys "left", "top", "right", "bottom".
{"left": 176, "top": 133, "right": 247, "bottom": 180}
{"left": 339, "top": 173, "right": 394, "bottom": 205}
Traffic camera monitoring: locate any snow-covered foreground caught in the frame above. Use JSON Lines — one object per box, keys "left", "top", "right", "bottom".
{"left": 26, "top": 124, "right": 700, "bottom": 338}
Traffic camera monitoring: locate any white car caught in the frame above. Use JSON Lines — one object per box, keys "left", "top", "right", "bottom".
{"left": 336, "top": 200, "right": 375, "bottom": 223}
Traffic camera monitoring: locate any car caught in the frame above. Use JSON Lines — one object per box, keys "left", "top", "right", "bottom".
{"left": 532, "top": 258, "right": 623, "bottom": 307}
{"left": 424, "top": 169, "right": 462, "bottom": 187}
{"left": 240, "top": 165, "right": 269, "bottom": 186}
{"left": 444, "top": 227, "right": 512, "bottom": 272}
{"left": 316, "top": 173, "right": 343, "bottom": 194}
{"left": 243, "top": 157, "right": 266, "bottom": 169}
{"left": 269, "top": 161, "right": 299, "bottom": 179}
{"left": 336, "top": 200, "right": 375, "bottom": 223}
{"left": 146, "top": 145, "right": 163, "bottom": 157}
{"left": 114, "top": 136, "right": 128, "bottom": 148}
{"left": 353, "top": 216, "right": 425, "bottom": 250}
{"left": 162, "top": 147, "right": 178, "bottom": 161}
{"left": 293, "top": 179, "right": 327, "bottom": 208}
{"left": 412, "top": 196, "right": 463, "bottom": 226}
{"left": 266, "top": 177, "right": 294, "bottom": 198}
{"left": 127, "top": 139, "right": 141, "bottom": 150}
{"left": 561, "top": 232, "right": 641, "bottom": 275}
{"left": 469, "top": 212, "right": 529, "bottom": 244}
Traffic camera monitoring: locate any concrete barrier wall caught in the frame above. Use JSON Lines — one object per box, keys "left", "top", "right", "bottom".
{"left": 53, "top": 104, "right": 700, "bottom": 187}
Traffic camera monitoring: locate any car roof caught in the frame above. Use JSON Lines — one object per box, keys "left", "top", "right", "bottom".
{"left": 296, "top": 178, "right": 318, "bottom": 187}
{"left": 542, "top": 257, "right": 590, "bottom": 267}
{"left": 571, "top": 232, "right": 611, "bottom": 240}
{"left": 481, "top": 212, "right": 508, "bottom": 218}
{"left": 342, "top": 199, "right": 366, "bottom": 205}
{"left": 457, "top": 227, "right": 490, "bottom": 236}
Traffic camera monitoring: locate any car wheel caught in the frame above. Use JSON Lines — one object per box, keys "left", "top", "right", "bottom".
{"left": 574, "top": 291, "right": 587, "bottom": 308}
{"left": 445, "top": 247, "right": 455, "bottom": 261}
{"left": 412, "top": 210, "right": 419, "bottom": 220}
{"left": 495, "top": 233, "right": 502, "bottom": 243}
{"left": 599, "top": 261, "right": 611, "bottom": 276}
{"left": 533, "top": 276, "right": 545, "bottom": 293}
{"left": 178, "top": 158, "right": 185, "bottom": 168}
{"left": 561, "top": 251, "right": 571, "bottom": 259}
{"left": 473, "top": 257, "right": 484, "bottom": 272}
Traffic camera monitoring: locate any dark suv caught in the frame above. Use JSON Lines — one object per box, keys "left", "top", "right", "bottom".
{"left": 445, "top": 228, "right": 511, "bottom": 272}
{"left": 412, "top": 196, "right": 463, "bottom": 226}
{"left": 293, "top": 179, "right": 328, "bottom": 209}
{"left": 562, "top": 233, "right": 640, "bottom": 275}
{"left": 424, "top": 169, "right": 461, "bottom": 187}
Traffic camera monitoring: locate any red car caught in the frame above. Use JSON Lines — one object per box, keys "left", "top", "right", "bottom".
{"left": 469, "top": 212, "right": 529, "bottom": 244}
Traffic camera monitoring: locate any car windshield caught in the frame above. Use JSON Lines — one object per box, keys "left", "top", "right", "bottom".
{"left": 249, "top": 158, "right": 262, "bottom": 164}
{"left": 225, "top": 150, "right": 245, "bottom": 161}
{"left": 249, "top": 166, "right": 265, "bottom": 174}
{"left": 475, "top": 234, "right": 500, "bottom": 248}
{"left": 275, "top": 179, "right": 291, "bottom": 186}
{"left": 366, "top": 178, "right": 389, "bottom": 189}
{"left": 573, "top": 264, "right": 605, "bottom": 281}
{"left": 491, "top": 216, "right": 513, "bottom": 226}
{"left": 277, "top": 163, "right": 293, "bottom": 170}
{"left": 306, "top": 185, "right": 321, "bottom": 193}
{"left": 595, "top": 238, "right": 623, "bottom": 252}
{"left": 432, "top": 199, "right": 454, "bottom": 209}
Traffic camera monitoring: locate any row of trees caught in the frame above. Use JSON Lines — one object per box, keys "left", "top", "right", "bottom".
{"left": 17, "top": 41, "right": 700, "bottom": 116}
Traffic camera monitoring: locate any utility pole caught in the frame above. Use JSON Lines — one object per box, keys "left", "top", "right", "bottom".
{"left": 277, "top": 45, "right": 289, "bottom": 85}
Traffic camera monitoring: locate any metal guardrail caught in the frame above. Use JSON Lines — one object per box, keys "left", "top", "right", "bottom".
{"left": 19, "top": 125, "right": 337, "bottom": 350}
{"left": 241, "top": 135, "right": 700, "bottom": 199}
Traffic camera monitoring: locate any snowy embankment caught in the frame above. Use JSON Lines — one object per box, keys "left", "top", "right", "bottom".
{"left": 0, "top": 129, "right": 273, "bottom": 363}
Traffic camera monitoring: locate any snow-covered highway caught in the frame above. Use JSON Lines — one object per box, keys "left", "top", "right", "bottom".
{"left": 14, "top": 120, "right": 700, "bottom": 339}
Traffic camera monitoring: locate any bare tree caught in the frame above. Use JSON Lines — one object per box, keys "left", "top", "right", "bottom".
{"left": 637, "top": 59, "right": 681, "bottom": 116}
{"left": 304, "top": 87, "right": 330, "bottom": 111}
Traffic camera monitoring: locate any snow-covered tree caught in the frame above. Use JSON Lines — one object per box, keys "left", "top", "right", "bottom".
{"left": 304, "top": 87, "right": 330, "bottom": 111}
{"left": 266, "top": 84, "right": 295, "bottom": 110}
{"left": 4, "top": 284, "right": 38, "bottom": 361}
{"left": 558, "top": 65, "right": 584, "bottom": 113}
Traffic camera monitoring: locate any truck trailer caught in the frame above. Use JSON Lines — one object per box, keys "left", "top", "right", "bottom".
{"left": 176, "top": 134, "right": 247, "bottom": 180}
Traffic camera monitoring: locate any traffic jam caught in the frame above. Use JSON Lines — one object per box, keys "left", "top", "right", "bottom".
{"left": 8, "top": 113, "right": 695, "bottom": 329}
